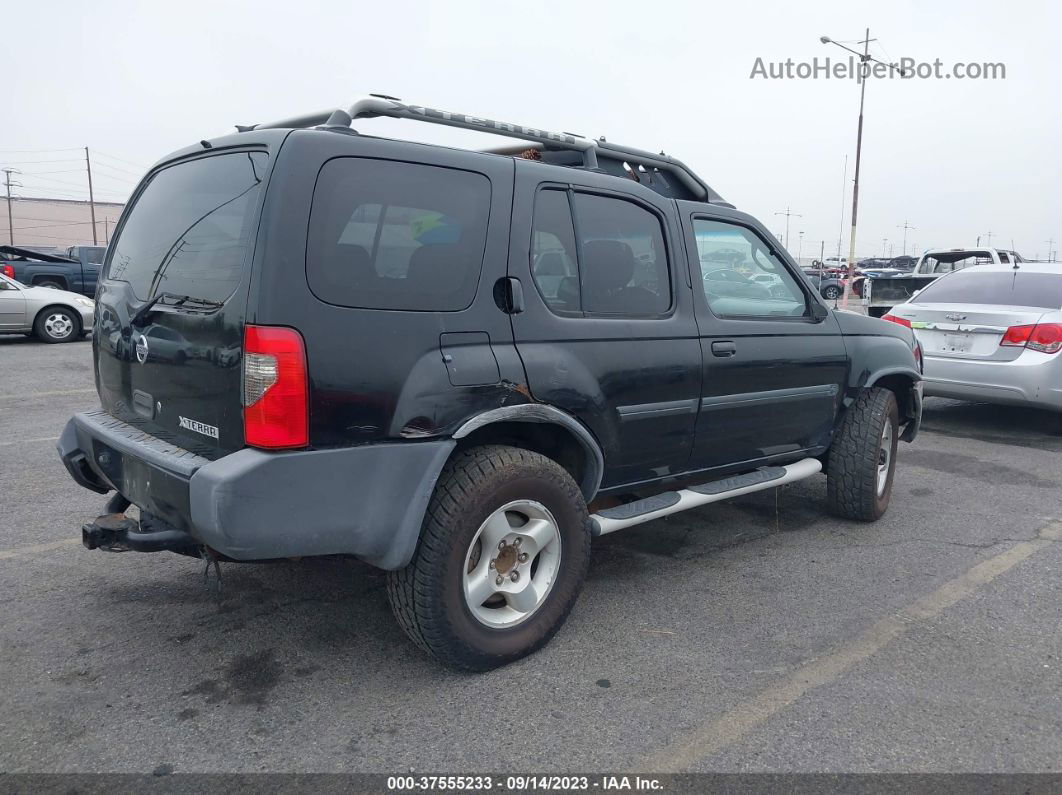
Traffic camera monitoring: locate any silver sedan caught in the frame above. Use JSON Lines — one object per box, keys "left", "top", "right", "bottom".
{"left": 882, "top": 262, "right": 1062, "bottom": 411}
{"left": 0, "top": 273, "right": 95, "bottom": 343}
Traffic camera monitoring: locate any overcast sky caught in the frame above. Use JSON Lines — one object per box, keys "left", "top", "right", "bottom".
{"left": 5, "top": 0, "right": 1060, "bottom": 259}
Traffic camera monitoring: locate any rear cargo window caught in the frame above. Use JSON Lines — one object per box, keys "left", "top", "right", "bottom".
{"left": 913, "top": 271, "right": 1062, "bottom": 309}
{"left": 306, "top": 158, "right": 491, "bottom": 311}
{"left": 106, "top": 152, "right": 266, "bottom": 302}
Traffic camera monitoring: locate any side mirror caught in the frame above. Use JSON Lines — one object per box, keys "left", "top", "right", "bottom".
{"left": 811, "top": 301, "right": 830, "bottom": 320}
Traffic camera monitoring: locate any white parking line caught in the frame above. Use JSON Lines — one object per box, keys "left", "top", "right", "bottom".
{"left": 642, "top": 520, "right": 1062, "bottom": 772}
{"left": 0, "top": 436, "right": 59, "bottom": 447}
{"left": 0, "top": 388, "right": 96, "bottom": 400}
{"left": 0, "top": 538, "right": 81, "bottom": 561}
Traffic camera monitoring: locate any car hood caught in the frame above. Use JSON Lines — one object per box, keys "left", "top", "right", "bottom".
{"left": 833, "top": 308, "right": 913, "bottom": 343}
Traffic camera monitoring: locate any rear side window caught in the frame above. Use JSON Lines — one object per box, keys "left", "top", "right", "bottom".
{"left": 106, "top": 152, "right": 266, "bottom": 302}
{"left": 913, "top": 271, "right": 1062, "bottom": 309}
{"left": 307, "top": 158, "right": 491, "bottom": 311}
{"left": 530, "top": 189, "right": 671, "bottom": 316}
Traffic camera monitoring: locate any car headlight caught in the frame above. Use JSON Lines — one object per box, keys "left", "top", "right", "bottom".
{"left": 74, "top": 297, "right": 94, "bottom": 309}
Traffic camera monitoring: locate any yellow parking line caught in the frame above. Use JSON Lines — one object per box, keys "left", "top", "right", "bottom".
{"left": 0, "top": 537, "right": 82, "bottom": 561}
{"left": 0, "top": 388, "right": 95, "bottom": 400}
{"left": 642, "top": 520, "right": 1062, "bottom": 772}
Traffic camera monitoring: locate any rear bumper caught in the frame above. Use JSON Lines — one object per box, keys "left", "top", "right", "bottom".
{"left": 57, "top": 410, "right": 455, "bottom": 569}
{"left": 923, "top": 351, "right": 1062, "bottom": 411}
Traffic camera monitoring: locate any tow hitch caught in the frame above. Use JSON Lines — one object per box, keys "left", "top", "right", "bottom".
{"left": 82, "top": 511, "right": 198, "bottom": 554}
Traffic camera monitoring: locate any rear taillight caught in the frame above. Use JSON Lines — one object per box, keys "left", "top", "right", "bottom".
{"left": 882, "top": 313, "right": 912, "bottom": 328}
{"left": 243, "top": 325, "right": 308, "bottom": 449}
{"left": 1, "top": 264, "right": 14, "bottom": 279}
{"left": 914, "top": 342, "right": 923, "bottom": 373}
{"left": 1000, "top": 323, "right": 1062, "bottom": 354}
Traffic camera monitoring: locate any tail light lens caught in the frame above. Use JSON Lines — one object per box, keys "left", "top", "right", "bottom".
{"left": 1001, "top": 323, "right": 1062, "bottom": 354}
{"left": 1, "top": 265, "right": 14, "bottom": 279}
{"left": 882, "top": 313, "right": 912, "bottom": 328}
{"left": 243, "top": 325, "right": 308, "bottom": 449}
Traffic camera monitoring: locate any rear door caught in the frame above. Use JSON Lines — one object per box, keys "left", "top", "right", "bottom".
{"left": 509, "top": 162, "right": 702, "bottom": 489}
{"left": 95, "top": 149, "right": 270, "bottom": 456}
{"left": 682, "top": 209, "right": 848, "bottom": 472}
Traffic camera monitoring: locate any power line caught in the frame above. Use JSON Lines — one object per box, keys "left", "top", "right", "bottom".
{"left": 93, "top": 150, "right": 150, "bottom": 170}
{"left": 93, "top": 160, "right": 144, "bottom": 178}
{"left": 0, "top": 147, "right": 82, "bottom": 154}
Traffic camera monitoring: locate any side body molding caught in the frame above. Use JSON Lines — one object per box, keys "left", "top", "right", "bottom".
{"left": 453, "top": 404, "right": 605, "bottom": 500}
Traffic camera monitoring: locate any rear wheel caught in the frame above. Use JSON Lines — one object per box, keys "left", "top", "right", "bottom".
{"left": 826, "top": 387, "right": 899, "bottom": 522}
{"left": 387, "top": 445, "right": 591, "bottom": 671}
{"left": 35, "top": 280, "right": 65, "bottom": 290}
{"left": 822, "top": 285, "right": 841, "bottom": 300}
{"left": 34, "top": 307, "right": 80, "bottom": 343}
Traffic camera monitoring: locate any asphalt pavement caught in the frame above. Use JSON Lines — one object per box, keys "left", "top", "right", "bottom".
{"left": 1, "top": 334, "right": 1061, "bottom": 774}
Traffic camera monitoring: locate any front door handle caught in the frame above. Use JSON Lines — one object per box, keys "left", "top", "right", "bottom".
{"left": 711, "top": 340, "right": 737, "bottom": 357}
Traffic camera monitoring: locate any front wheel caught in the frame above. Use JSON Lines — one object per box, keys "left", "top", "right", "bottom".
{"left": 826, "top": 388, "right": 899, "bottom": 522}
{"left": 822, "top": 285, "right": 841, "bottom": 300}
{"left": 387, "top": 445, "right": 591, "bottom": 671}
{"left": 34, "top": 307, "right": 80, "bottom": 343}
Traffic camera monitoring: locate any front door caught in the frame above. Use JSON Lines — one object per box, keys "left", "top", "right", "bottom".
{"left": 509, "top": 164, "right": 702, "bottom": 490}
{"left": 0, "top": 280, "right": 27, "bottom": 328}
{"left": 683, "top": 210, "right": 848, "bottom": 472}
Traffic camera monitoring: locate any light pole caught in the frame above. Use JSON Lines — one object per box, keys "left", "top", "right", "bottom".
{"left": 820, "top": 31, "right": 908, "bottom": 304}
{"left": 797, "top": 230, "right": 805, "bottom": 264}
{"left": 896, "top": 220, "right": 915, "bottom": 256}
{"left": 774, "top": 206, "right": 802, "bottom": 251}
{"left": 882, "top": 237, "right": 888, "bottom": 258}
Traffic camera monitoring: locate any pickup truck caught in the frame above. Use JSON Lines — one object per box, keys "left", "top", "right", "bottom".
{"left": 861, "top": 247, "right": 1025, "bottom": 317}
{"left": 0, "top": 244, "right": 107, "bottom": 297}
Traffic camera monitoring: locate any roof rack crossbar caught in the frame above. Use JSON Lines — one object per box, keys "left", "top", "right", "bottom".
{"left": 244, "top": 95, "right": 723, "bottom": 203}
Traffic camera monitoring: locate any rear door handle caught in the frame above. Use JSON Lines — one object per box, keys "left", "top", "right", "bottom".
{"left": 711, "top": 341, "right": 737, "bottom": 357}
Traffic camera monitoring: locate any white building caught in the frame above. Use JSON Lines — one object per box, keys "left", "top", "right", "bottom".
{"left": 2, "top": 197, "right": 125, "bottom": 250}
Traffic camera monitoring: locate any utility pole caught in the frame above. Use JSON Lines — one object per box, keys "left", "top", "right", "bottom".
{"left": 882, "top": 238, "right": 888, "bottom": 258}
{"left": 1045, "top": 238, "right": 1055, "bottom": 262}
{"left": 85, "top": 147, "right": 98, "bottom": 245}
{"left": 2, "top": 168, "right": 21, "bottom": 245}
{"left": 774, "top": 207, "right": 803, "bottom": 251}
{"left": 896, "top": 220, "right": 915, "bottom": 256}
{"left": 797, "top": 230, "right": 804, "bottom": 264}
{"left": 821, "top": 29, "right": 909, "bottom": 306}
{"left": 983, "top": 231, "right": 994, "bottom": 248}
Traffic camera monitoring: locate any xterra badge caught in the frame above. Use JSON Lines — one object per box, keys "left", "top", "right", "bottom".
{"left": 178, "top": 416, "right": 219, "bottom": 439}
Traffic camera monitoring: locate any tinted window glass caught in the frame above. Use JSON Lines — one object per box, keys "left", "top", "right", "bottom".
{"left": 913, "top": 271, "right": 1062, "bottom": 309}
{"left": 307, "top": 158, "right": 491, "bottom": 311}
{"left": 693, "top": 219, "right": 808, "bottom": 317}
{"left": 531, "top": 189, "right": 581, "bottom": 312}
{"left": 107, "top": 152, "right": 266, "bottom": 302}
{"left": 572, "top": 193, "right": 670, "bottom": 315}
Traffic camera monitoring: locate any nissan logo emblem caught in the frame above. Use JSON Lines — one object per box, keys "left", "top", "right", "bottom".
{"left": 135, "top": 333, "right": 149, "bottom": 364}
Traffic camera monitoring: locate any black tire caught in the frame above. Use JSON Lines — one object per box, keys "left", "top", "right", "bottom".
{"left": 33, "top": 306, "right": 80, "bottom": 343}
{"left": 387, "top": 445, "right": 591, "bottom": 671}
{"left": 822, "top": 285, "right": 841, "bottom": 300}
{"left": 35, "top": 280, "right": 65, "bottom": 290}
{"left": 826, "top": 388, "right": 899, "bottom": 522}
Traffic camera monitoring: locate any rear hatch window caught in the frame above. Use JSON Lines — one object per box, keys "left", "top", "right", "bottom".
{"left": 914, "top": 271, "right": 1062, "bottom": 309}
{"left": 107, "top": 151, "right": 266, "bottom": 302}
{"left": 96, "top": 150, "right": 268, "bottom": 457}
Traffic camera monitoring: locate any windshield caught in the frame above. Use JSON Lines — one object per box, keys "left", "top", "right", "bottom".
{"left": 913, "top": 270, "right": 1062, "bottom": 309}
{"left": 105, "top": 151, "right": 266, "bottom": 302}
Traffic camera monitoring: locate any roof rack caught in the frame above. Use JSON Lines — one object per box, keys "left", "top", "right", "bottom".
{"left": 238, "top": 95, "right": 730, "bottom": 205}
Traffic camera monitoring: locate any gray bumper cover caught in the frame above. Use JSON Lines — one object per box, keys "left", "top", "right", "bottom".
{"left": 58, "top": 411, "right": 455, "bottom": 569}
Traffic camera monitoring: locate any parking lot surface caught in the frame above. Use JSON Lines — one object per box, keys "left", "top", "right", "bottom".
{"left": 2, "top": 335, "right": 1061, "bottom": 774}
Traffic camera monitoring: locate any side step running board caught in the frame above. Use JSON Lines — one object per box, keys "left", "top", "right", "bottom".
{"left": 590, "top": 457, "right": 822, "bottom": 536}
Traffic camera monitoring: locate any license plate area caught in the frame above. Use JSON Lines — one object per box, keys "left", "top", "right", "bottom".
{"left": 942, "top": 332, "right": 973, "bottom": 353}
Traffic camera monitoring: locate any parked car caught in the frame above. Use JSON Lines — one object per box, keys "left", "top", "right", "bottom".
{"left": 887, "top": 255, "right": 917, "bottom": 271}
{"left": 883, "top": 262, "right": 1061, "bottom": 411}
{"left": 0, "top": 244, "right": 107, "bottom": 296}
{"left": 0, "top": 272, "right": 95, "bottom": 342}
{"left": 57, "top": 95, "right": 923, "bottom": 671}
{"left": 862, "top": 247, "right": 1025, "bottom": 317}
{"left": 801, "top": 268, "right": 845, "bottom": 300}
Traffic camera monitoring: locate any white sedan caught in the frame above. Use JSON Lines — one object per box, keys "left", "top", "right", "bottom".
{"left": 0, "top": 273, "right": 95, "bottom": 343}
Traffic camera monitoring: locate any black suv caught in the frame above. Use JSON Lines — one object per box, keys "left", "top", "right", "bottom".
{"left": 58, "top": 96, "right": 922, "bottom": 670}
